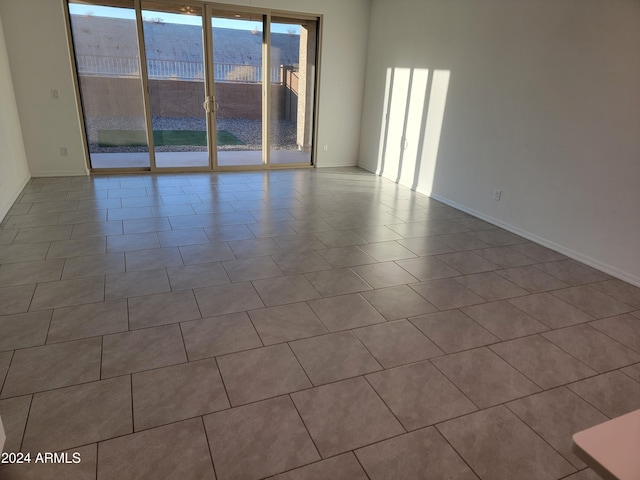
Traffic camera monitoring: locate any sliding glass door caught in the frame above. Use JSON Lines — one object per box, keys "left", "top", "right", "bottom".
{"left": 141, "top": 3, "right": 210, "bottom": 168}
{"left": 68, "top": 1, "right": 151, "bottom": 169}
{"left": 67, "top": 1, "right": 319, "bottom": 172}
{"left": 269, "top": 16, "right": 317, "bottom": 166}
{"left": 211, "top": 12, "right": 264, "bottom": 168}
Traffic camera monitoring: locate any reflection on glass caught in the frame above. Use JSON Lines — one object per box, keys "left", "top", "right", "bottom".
{"left": 212, "top": 14, "right": 263, "bottom": 167}
{"left": 69, "top": 1, "right": 150, "bottom": 168}
{"left": 142, "top": 4, "right": 208, "bottom": 168}
{"left": 270, "top": 17, "right": 317, "bottom": 165}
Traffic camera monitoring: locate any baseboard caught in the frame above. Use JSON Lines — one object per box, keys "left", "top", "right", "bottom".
{"left": 30, "top": 170, "right": 89, "bottom": 177}
{"left": 358, "top": 164, "right": 416, "bottom": 189}
{"left": 0, "top": 173, "right": 30, "bottom": 224}
{"left": 316, "top": 161, "right": 359, "bottom": 168}
{"left": 357, "top": 163, "right": 377, "bottom": 175}
{"left": 430, "top": 193, "right": 640, "bottom": 288}
{"left": 358, "top": 163, "right": 640, "bottom": 287}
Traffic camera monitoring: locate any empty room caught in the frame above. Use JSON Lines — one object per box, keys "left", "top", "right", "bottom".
{"left": 0, "top": 0, "right": 639, "bottom": 479}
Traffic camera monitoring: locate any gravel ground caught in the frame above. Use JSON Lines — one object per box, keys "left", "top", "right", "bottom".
{"left": 85, "top": 116, "right": 298, "bottom": 153}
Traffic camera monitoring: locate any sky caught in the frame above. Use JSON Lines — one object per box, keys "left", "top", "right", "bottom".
{"left": 69, "top": 4, "right": 301, "bottom": 34}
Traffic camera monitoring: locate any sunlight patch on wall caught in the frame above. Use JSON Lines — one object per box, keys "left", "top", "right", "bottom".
{"left": 376, "top": 68, "right": 393, "bottom": 175}
{"left": 383, "top": 67, "right": 411, "bottom": 179}
{"left": 375, "top": 67, "right": 450, "bottom": 196}
{"left": 399, "top": 68, "right": 429, "bottom": 187}
{"left": 416, "top": 69, "right": 450, "bottom": 195}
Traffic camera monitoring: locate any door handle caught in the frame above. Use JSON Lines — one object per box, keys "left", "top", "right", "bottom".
{"left": 203, "top": 97, "right": 219, "bottom": 114}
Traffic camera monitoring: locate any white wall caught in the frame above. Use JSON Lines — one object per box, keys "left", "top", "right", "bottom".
{"left": 359, "top": 0, "right": 640, "bottom": 286}
{"left": 0, "top": 0, "right": 370, "bottom": 171}
{"left": 0, "top": 0, "right": 89, "bottom": 177}
{"left": 0, "top": 9, "right": 30, "bottom": 222}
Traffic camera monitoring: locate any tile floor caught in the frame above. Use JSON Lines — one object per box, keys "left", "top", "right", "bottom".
{"left": 0, "top": 168, "right": 639, "bottom": 480}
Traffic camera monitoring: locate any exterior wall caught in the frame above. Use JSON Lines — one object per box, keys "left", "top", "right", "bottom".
{"left": 78, "top": 76, "right": 291, "bottom": 120}
{"left": 78, "top": 76, "right": 145, "bottom": 118}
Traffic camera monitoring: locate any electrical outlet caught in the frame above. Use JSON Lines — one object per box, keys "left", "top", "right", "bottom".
{"left": 323, "top": 144, "right": 328, "bottom": 152}
{"left": 51, "top": 89, "right": 60, "bottom": 99}
{"left": 493, "top": 189, "right": 502, "bottom": 201}
{"left": 60, "top": 147, "right": 69, "bottom": 157}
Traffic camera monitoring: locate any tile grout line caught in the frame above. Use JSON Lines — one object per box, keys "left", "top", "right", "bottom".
{"left": 503, "top": 400, "right": 582, "bottom": 472}
{"left": 129, "top": 374, "right": 134, "bottom": 434}
{"left": 16, "top": 393, "right": 34, "bottom": 454}
{"left": 199, "top": 415, "right": 219, "bottom": 480}
{"left": 360, "top": 373, "right": 408, "bottom": 435}
{"left": 287, "top": 393, "right": 324, "bottom": 466}
{"left": 2, "top": 171, "right": 639, "bottom": 479}
{"left": 211, "top": 356, "right": 232, "bottom": 412}
{"left": 432, "top": 421, "right": 485, "bottom": 480}
{"left": 427, "top": 356, "right": 482, "bottom": 412}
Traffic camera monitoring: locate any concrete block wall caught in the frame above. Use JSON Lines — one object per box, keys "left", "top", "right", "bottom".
{"left": 78, "top": 76, "right": 294, "bottom": 121}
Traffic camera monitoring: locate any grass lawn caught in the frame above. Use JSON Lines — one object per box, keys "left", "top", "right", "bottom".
{"left": 97, "top": 129, "right": 244, "bottom": 147}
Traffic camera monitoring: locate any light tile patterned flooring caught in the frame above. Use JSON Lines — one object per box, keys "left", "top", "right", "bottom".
{"left": 0, "top": 168, "right": 639, "bottom": 479}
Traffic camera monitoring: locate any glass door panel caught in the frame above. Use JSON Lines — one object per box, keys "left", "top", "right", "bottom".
{"left": 211, "top": 13, "right": 264, "bottom": 168}
{"left": 68, "top": 1, "right": 150, "bottom": 169}
{"left": 270, "top": 17, "right": 317, "bottom": 166}
{"left": 141, "top": 3, "right": 209, "bottom": 168}
{"left": 68, "top": 2, "right": 319, "bottom": 172}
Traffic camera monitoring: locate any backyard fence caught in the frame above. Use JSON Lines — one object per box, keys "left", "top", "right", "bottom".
{"left": 76, "top": 55, "right": 284, "bottom": 83}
